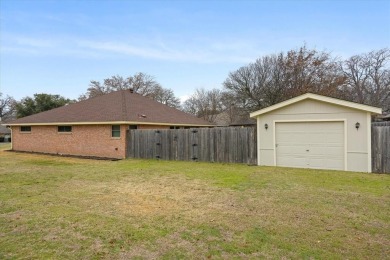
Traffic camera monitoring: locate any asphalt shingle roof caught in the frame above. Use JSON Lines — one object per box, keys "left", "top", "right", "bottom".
{"left": 8, "top": 90, "right": 214, "bottom": 126}
{"left": 0, "top": 124, "right": 11, "bottom": 134}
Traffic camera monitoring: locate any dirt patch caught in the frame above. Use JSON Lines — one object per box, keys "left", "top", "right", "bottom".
{"left": 95, "top": 175, "right": 243, "bottom": 221}
{"left": 118, "top": 230, "right": 209, "bottom": 259}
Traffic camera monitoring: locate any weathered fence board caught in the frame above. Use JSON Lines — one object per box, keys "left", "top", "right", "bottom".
{"left": 127, "top": 127, "right": 257, "bottom": 164}
{"left": 372, "top": 122, "right": 390, "bottom": 173}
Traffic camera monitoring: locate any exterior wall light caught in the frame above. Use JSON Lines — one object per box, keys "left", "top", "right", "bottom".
{"left": 265, "top": 123, "right": 268, "bottom": 130}
{"left": 355, "top": 122, "right": 360, "bottom": 130}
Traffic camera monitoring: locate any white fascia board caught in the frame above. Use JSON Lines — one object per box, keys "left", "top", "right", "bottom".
{"left": 250, "top": 93, "right": 382, "bottom": 118}
{"left": 6, "top": 121, "right": 214, "bottom": 127}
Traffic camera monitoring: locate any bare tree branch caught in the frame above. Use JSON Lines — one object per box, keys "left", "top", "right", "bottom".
{"left": 79, "top": 73, "right": 181, "bottom": 108}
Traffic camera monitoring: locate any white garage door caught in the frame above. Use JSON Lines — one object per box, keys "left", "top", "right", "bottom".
{"left": 275, "top": 121, "right": 344, "bottom": 170}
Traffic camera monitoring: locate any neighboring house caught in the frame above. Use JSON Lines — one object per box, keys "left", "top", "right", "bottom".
{"left": 0, "top": 123, "right": 11, "bottom": 142}
{"left": 229, "top": 117, "right": 256, "bottom": 127}
{"left": 250, "top": 93, "right": 382, "bottom": 172}
{"left": 375, "top": 113, "right": 390, "bottom": 121}
{"left": 210, "top": 111, "right": 231, "bottom": 126}
{"left": 7, "top": 90, "right": 213, "bottom": 159}
{"left": 211, "top": 111, "right": 256, "bottom": 127}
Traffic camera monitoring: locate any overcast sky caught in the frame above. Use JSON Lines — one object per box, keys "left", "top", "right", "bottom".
{"left": 1, "top": 0, "right": 389, "bottom": 101}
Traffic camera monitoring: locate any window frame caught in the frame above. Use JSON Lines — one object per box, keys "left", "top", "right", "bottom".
{"left": 112, "top": 125, "right": 121, "bottom": 138}
{"left": 20, "top": 126, "right": 32, "bottom": 133}
{"left": 57, "top": 125, "right": 72, "bottom": 133}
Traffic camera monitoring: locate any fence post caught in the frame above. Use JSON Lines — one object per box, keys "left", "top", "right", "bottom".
{"left": 191, "top": 129, "right": 198, "bottom": 161}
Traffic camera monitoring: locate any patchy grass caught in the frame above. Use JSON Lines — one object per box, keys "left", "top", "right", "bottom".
{"left": 0, "top": 142, "right": 11, "bottom": 151}
{"left": 0, "top": 149, "right": 389, "bottom": 259}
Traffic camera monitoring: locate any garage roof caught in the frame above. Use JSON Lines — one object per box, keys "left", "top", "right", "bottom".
{"left": 250, "top": 93, "right": 382, "bottom": 118}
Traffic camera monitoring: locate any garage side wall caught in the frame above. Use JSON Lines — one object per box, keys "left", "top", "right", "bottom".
{"left": 11, "top": 125, "right": 127, "bottom": 159}
{"left": 256, "top": 99, "right": 370, "bottom": 172}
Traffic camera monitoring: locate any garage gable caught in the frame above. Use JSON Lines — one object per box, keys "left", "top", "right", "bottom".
{"left": 264, "top": 99, "right": 366, "bottom": 116}
{"left": 250, "top": 93, "right": 382, "bottom": 118}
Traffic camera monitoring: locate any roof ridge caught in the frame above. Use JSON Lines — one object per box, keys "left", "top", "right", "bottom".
{"left": 121, "top": 89, "right": 128, "bottom": 121}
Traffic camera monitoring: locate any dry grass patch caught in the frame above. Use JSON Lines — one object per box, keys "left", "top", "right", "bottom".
{"left": 0, "top": 149, "right": 389, "bottom": 259}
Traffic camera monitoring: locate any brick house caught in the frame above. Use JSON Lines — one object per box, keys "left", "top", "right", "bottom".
{"left": 7, "top": 90, "right": 213, "bottom": 159}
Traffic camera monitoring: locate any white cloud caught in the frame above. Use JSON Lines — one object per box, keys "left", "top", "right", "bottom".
{"left": 78, "top": 40, "right": 255, "bottom": 63}
{"left": 14, "top": 36, "right": 55, "bottom": 48}
{"left": 1, "top": 33, "right": 256, "bottom": 64}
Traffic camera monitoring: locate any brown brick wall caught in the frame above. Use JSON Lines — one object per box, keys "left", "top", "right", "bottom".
{"left": 10, "top": 124, "right": 179, "bottom": 158}
{"left": 11, "top": 125, "right": 127, "bottom": 159}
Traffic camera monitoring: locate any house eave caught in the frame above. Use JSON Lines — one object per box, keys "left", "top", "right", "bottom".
{"left": 6, "top": 121, "right": 214, "bottom": 127}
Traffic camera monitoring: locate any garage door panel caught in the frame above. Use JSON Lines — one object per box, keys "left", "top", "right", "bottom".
{"left": 277, "top": 133, "right": 307, "bottom": 143}
{"left": 278, "top": 144, "right": 306, "bottom": 154}
{"left": 276, "top": 122, "right": 344, "bottom": 170}
{"left": 277, "top": 156, "right": 307, "bottom": 168}
{"left": 309, "top": 158, "right": 326, "bottom": 168}
{"left": 307, "top": 133, "right": 326, "bottom": 143}
{"left": 325, "top": 132, "right": 344, "bottom": 142}
{"left": 309, "top": 157, "right": 344, "bottom": 170}
{"left": 309, "top": 146, "right": 343, "bottom": 157}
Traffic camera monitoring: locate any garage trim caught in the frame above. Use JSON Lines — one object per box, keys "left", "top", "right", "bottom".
{"left": 250, "top": 93, "right": 382, "bottom": 118}
{"left": 366, "top": 112, "right": 372, "bottom": 172}
{"left": 272, "top": 119, "right": 347, "bottom": 170}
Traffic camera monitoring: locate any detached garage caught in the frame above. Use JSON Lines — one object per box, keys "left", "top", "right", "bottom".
{"left": 250, "top": 93, "right": 382, "bottom": 172}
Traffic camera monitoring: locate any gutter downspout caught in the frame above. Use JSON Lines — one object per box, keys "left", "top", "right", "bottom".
{"left": 9, "top": 126, "right": 13, "bottom": 150}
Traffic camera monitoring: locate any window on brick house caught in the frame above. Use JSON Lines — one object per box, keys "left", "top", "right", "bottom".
{"left": 112, "top": 125, "right": 120, "bottom": 137}
{"left": 58, "top": 126, "right": 72, "bottom": 132}
{"left": 20, "top": 126, "right": 31, "bottom": 132}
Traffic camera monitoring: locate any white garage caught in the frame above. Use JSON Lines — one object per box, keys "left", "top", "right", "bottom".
{"left": 250, "top": 93, "right": 382, "bottom": 172}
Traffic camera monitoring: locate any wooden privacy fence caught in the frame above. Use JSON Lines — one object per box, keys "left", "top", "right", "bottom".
{"left": 127, "top": 127, "right": 257, "bottom": 164}
{"left": 372, "top": 122, "right": 390, "bottom": 173}
{"left": 127, "top": 123, "right": 389, "bottom": 173}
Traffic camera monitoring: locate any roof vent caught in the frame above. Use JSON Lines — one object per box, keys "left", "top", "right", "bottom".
{"left": 138, "top": 114, "right": 147, "bottom": 118}
{"left": 129, "top": 88, "right": 134, "bottom": 93}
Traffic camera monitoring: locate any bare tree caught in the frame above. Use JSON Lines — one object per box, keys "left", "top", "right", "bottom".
{"left": 223, "top": 64, "right": 259, "bottom": 112}
{"left": 182, "top": 88, "right": 224, "bottom": 122}
{"left": 282, "top": 46, "right": 345, "bottom": 98}
{"left": 80, "top": 73, "right": 181, "bottom": 108}
{"left": 0, "top": 93, "right": 16, "bottom": 122}
{"left": 223, "top": 45, "right": 346, "bottom": 114}
{"left": 223, "top": 54, "right": 286, "bottom": 114}
{"left": 127, "top": 73, "right": 158, "bottom": 95}
{"left": 78, "top": 80, "right": 109, "bottom": 100}
{"left": 147, "top": 85, "right": 180, "bottom": 108}
{"left": 341, "top": 48, "right": 390, "bottom": 112}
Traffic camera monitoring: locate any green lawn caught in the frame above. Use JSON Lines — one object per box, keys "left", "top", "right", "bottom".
{"left": 0, "top": 147, "right": 389, "bottom": 259}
